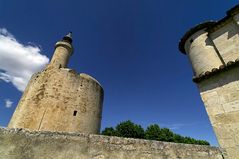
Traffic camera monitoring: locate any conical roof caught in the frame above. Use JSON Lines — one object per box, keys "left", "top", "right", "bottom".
{"left": 62, "top": 31, "right": 73, "bottom": 44}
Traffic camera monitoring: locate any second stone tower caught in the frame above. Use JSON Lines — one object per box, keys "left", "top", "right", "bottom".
{"left": 8, "top": 33, "right": 104, "bottom": 134}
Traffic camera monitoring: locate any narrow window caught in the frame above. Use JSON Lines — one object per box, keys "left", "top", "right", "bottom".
{"left": 73, "top": 111, "right": 77, "bottom": 116}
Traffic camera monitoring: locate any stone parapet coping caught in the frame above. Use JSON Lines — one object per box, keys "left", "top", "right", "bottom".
{"left": 0, "top": 127, "right": 220, "bottom": 151}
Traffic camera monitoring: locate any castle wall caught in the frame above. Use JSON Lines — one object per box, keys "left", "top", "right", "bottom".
{"left": 198, "top": 67, "right": 239, "bottom": 159}
{"left": 0, "top": 128, "right": 223, "bottom": 159}
{"left": 179, "top": 6, "right": 239, "bottom": 159}
{"left": 210, "top": 21, "right": 239, "bottom": 63}
{"left": 8, "top": 66, "right": 103, "bottom": 134}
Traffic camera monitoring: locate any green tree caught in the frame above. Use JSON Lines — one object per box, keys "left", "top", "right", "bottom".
{"left": 101, "top": 121, "right": 210, "bottom": 146}
{"left": 115, "top": 120, "right": 145, "bottom": 139}
{"left": 101, "top": 127, "right": 117, "bottom": 136}
{"left": 145, "top": 124, "right": 162, "bottom": 140}
{"left": 183, "top": 137, "right": 196, "bottom": 144}
{"left": 195, "top": 140, "right": 210, "bottom": 145}
{"left": 159, "top": 128, "right": 174, "bottom": 142}
{"left": 173, "top": 134, "right": 185, "bottom": 143}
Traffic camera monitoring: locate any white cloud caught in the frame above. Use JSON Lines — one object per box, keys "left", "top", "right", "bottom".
{"left": 166, "top": 123, "right": 189, "bottom": 130}
{"left": 5, "top": 99, "right": 13, "bottom": 108}
{"left": 0, "top": 28, "right": 49, "bottom": 91}
{"left": 161, "top": 122, "right": 205, "bottom": 130}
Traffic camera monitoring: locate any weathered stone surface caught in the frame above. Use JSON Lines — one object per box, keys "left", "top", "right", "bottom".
{"left": 198, "top": 68, "right": 239, "bottom": 159}
{"left": 8, "top": 66, "right": 103, "bottom": 134}
{"left": 7, "top": 34, "right": 104, "bottom": 135}
{"left": 0, "top": 128, "right": 223, "bottom": 159}
{"left": 179, "top": 5, "right": 239, "bottom": 159}
{"left": 210, "top": 21, "right": 239, "bottom": 64}
{"left": 184, "top": 29, "right": 222, "bottom": 76}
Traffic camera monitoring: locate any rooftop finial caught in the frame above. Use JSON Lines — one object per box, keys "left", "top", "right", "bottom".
{"left": 62, "top": 31, "right": 73, "bottom": 44}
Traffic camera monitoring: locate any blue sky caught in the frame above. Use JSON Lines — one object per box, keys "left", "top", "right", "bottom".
{"left": 0, "top": 0, "right": 238, "bottom": 146}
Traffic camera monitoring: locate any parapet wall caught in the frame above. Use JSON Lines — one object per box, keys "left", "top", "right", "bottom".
{"left": 0, "top": 128, "right": 223, "bottom": 159}
{"left": 198, "top": 67, "right": 239, "bottom": 159}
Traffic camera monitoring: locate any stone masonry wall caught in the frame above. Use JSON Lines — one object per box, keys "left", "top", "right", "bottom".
{"left": 198, "top": 67, "right": 239, "bottom": 159}
{"left": 210, "top": 20, "right": 239, "bottom": 64}
{"left": 179, "top": 6, "right": 239, "bottom": 159}
{"left": 0, "top": 128, "right": 223, "bottom": 159}
{"left": 184, "top": 30, "right": 223, "bottom": 76}
{"left": 8, "top": 66, "right": 103, "bottom": 134}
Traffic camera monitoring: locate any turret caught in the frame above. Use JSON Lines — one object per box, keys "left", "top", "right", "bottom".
{"left": 179, "top": 4, "right": 239, "bottom": 159}
{"left": 50, "top": 32, "right": 73, "bottom": 68}
{"left": 179, "top": 22, "right": 224, "bottom": 77}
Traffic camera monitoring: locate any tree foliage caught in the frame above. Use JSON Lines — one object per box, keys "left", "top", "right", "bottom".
{"left": 101, "top": 121, "right": 210, "bottom": 145}
{"left": 145, "top": 124, "right": 161, "bottom": 141}
{"left": 101, "top": 127, "right": 117, "bottom": 136}
{"left": 115, "top": 120, "right": 144, "bottom": 139}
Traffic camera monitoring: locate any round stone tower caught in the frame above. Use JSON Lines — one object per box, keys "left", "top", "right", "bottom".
{"left": 179, "top": 22, "right": 223, "bottom": 77}
{"left": 50, "top": 32, "right": 73, "bottom": 68}
{"left": 179, "top": 5, "right": 239, "bottom": 159}
{"left": 8, "top": 33, "right": 104, "bottom": 134}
